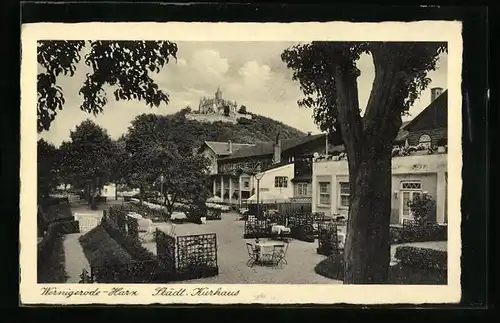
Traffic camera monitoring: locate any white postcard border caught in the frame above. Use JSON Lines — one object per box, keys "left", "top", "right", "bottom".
{"left": 20, "top": 21, "right": 463, "bottom": 305}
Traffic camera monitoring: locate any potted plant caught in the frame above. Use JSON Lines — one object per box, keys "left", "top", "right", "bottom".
{"left": 437, "top": 138, "right": 447, "bottom": 153}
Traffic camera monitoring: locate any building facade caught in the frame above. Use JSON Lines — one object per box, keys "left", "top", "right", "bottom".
{"left": 207, "top": 132, "right": 333, "bottom": 206}
{"left": 312, "top": 152, "right": 448, "bottom": 224}
{"left": 311, "top": 87, "right": 448, "bottom": 225}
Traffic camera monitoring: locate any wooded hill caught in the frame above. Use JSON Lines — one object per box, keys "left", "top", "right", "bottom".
{"left": 158, "top": 108, "right": 307, "bottom": 147}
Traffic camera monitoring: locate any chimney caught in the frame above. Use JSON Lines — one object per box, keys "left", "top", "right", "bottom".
{"left": 273, "top": 132, "right": 281, "bottom": 164}
{"left": 431, "top": 87, "right": 444, "bottom": 103}
{"left": 228, "top": 140, "right": 232, "bottom": 154}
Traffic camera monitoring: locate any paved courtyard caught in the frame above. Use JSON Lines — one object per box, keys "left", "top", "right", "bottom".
{"left": 142, "top": 212, "right": 339, "bottom": 284}
{"left": 67, "top": 202, "right": 447, "bottom": 284}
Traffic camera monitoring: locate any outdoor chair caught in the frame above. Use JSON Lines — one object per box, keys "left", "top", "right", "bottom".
{"left": 246, "top": 243, "right": 258, "bottom": 268}
{"left": 272, "top": 243, "right": 289, "bottom": 268}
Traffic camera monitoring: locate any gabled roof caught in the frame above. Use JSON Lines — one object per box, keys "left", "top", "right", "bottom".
{"left": 203, "top": 141, "right": 255, "bottom": 156}
{"left": 219, "top": 133, "right": 326, "bottom": 161}
{"left": 405, "top": 90, "right": 448, "bottom": 132}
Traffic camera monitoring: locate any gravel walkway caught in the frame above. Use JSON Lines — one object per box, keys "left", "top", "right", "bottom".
{"left": 63, "top": 233, "right": 90, "bottom": 283}
{"left": 142, "top": 212, "right": 340, "bottom": 284}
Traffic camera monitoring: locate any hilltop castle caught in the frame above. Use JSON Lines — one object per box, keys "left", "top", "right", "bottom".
{"left": 187, "top": 86, "right": 252, "bottom": 124}
{"left": 198, "top": 86, "right": 238, "bottom": 115}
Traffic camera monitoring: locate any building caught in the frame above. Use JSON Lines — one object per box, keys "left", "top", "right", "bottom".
{"left": 101, "top": 184, "right": 117, "bottom": 200}
{"left": 199, "top": 141, "right": 256, "bottom": 175}
{"left": 198, "top": 86, "right": 238, "bottom": 115}
{"left": 311, "top": 87, "right": 448, "bottom": 225}
{"left": 207, "top": 132, "right": 334, "bottom": 206}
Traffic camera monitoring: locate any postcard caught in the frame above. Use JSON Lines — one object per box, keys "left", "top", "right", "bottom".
{"left": 20, "top": 21, "right": 462, "bottom": 305}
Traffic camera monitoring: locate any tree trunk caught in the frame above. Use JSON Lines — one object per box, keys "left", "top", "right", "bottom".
{"left": 90, "top": 178, "right": 97, "bottom": 210}
{"left": 343, "top": 149, "right": 392, "bottom": 284}
{"left": 139, "top": 185, "right": 144, "bottom": 205}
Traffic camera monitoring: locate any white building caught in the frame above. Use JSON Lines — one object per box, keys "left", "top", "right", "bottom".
{"left": 312, "top": 152, "right": 448, "bottom": 225}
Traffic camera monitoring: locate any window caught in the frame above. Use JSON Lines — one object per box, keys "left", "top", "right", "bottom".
{"left": 318, "top": 182, "right": 331, "bottom": 205}
{"left": 296, "top": 183, "right": 308, "bottom": 196}
{"left": 400, "top": 181, "right": 422, "bottom": 218}
{"left": 419, "top": 134, "right": 432, "bottom": 148}
{"left": 243, "top": 180, "right": 249, "bottom": 188}
{"left": 274, "top": 176, "right": 288, "bottom": 188}
{"left": 401, "top": 181, "right": 422, "bottom": 190}
{"left": 339, "top": 182, "right": 350, "bottom": 208}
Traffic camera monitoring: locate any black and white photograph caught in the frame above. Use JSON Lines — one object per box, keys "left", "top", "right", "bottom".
{"left": 21, "top": 22, "right": 462, "bottom": 304}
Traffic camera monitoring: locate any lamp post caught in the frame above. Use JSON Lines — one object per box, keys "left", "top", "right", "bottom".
{"left": 254, "top": 164, "right": 264, "bottom": 218}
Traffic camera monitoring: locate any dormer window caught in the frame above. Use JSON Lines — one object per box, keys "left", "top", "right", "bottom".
{"left": 418, "top": 134, "right": 432, "bottom": 148}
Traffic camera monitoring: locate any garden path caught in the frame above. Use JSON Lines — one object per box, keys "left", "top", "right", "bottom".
{"left": 63, "top": 233, "right": 89, "bottom": 283}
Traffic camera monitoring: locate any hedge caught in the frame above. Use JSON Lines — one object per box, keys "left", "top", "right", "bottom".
{"left": 37, "top": 220, "right": 79, "bottom": 283}
{"left": 394, "top": 246, "right": 447, "bottom": 271}
{"left": 79, "top": 225, "right": 134, "bottom": 267}
{"left": 39, "top": 199, "right": 74, "bottom": 224}
{"left": 101, "top": 216, "right": 156, "bottom": 262}
{"left": 390, "top": 224, "right": 447, "bottom": 244}
{"left": 314, "top": 248, "right": 447, "bottom": 284}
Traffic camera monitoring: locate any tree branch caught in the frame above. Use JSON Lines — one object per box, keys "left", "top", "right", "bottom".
{"left": 334, "top": 61, "right": 364, "bottom": 172}
{"left": 363, "top": 45, "right": 403, "bottom": 151}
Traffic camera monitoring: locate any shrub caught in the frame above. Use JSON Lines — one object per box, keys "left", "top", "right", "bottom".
{"left": 390, "top": 224, "right": 447, "bottom": 244}
{"left": 101, "top": 217, "right": 157, "bottom": 261}
{"left": 79, "top": 225, "right": 134, "bottom": 267}
{"left": 314, "top": 248, "right": 447, "bottom": 284}
{"left": 394, "top": 246, "right": 447, "bottom": 271}
{"left": 408, "top": 194, "right": 436, "bottom": 226}
{"left": 38, "top": 236, "right": 68, "bottom": 283}
{"left": 238, "top": 105, "right": 247, "bottom": 114}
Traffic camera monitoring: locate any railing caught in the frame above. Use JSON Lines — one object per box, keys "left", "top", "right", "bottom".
{"left": 79, "top": 260, "right": 159, "bottom": 283}
{"left": 74, "top": 213, "right": 100, "bottom": 233}
{"left": 155, "top": 230, "right": 219, "bottom": 281}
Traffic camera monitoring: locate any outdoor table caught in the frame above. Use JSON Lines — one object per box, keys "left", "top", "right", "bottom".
{"left": 271, "top": 224, "right": 291, "bottom": 235}
{"left": 251, "top": 240, "right": 285, "bottom": 263}
{"left": 127, "top": 212, "right": 143, "bottom": 220}
{"left": 171, "top": 211, "right": 187, "bottom": 220}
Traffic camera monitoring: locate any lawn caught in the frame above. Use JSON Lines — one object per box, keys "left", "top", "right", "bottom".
{"left": 38, "top": 236, "right": 68, "bottom": 283}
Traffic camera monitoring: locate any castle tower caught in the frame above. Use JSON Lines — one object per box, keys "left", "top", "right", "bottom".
{"left": 215, "top": 86, "right": 222, "bottom": 101}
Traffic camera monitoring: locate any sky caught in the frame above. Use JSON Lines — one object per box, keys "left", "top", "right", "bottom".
{"left": 39, "top": 41, "right": 448, "bottom": 147}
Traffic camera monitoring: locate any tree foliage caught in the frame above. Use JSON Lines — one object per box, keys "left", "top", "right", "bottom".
{"left": 238, "top": 105, "right": 248, "bottom": 114}
{"left": 37, "top": 40, "right": 178, "bottom": 132}
{"left": 37, "top": 138, "right": 61, "bottom": 199}
{"left": 125, "top": 114, "right": 210, "bottom": 214}
{"left": 282, "top": 41, "right": 446, "bottom": 135}
{"left": 282, "top": 41, "right": 447, "bottom": 284}
{"left": 58, "top": 120, "right": 115, "bottom": 205}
